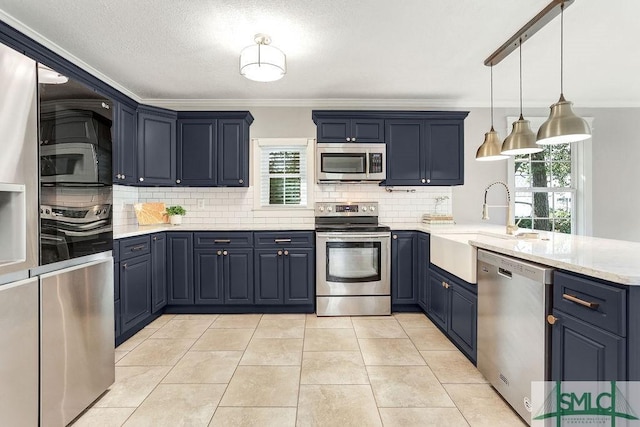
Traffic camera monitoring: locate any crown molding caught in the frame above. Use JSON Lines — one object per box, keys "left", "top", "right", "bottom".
{"left": 0, "top": 10, "right": 141, "bottom": 102}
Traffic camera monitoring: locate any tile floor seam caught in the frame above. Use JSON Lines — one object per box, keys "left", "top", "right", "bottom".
{"left": 208, "top": 314, "right": 262, "bottom": 425}
{"left": 355, "top": 319, "right": 385, "bottom": 425}
{"left": 293, "top": 314, "right": 306, "bottom": 427}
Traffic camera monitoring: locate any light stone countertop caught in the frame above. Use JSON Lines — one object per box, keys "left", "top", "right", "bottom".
{"left": 115, "top": 221, "right": 640, "bottom": 285}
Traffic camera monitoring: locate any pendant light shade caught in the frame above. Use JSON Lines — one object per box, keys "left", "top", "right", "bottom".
{"left": 502, "top": 115, "right": 542, "bottom": 155}
{"left": 537, "top": 2, "right": 590, "bottom": 145}
{"left": 501, "top": 40, "right": 543, "bottom": 156}
{"left": 240, "top": 34, "right": 286, "bottom": 82}
{"left": 476, "top": 65, "right": 508, "bottom": 161}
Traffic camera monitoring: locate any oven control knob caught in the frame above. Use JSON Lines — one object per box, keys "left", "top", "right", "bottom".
{"left": 369, "top": 205, "right": 376, "bottom": 212}
{"left": 362, "top": 206, "right": 368, "bottom": 212}
{"left": 319, "top": 206, "right": 324, "bottom": 212}
{"left": 327, "top": 206, "right": 333, "bottom": 212}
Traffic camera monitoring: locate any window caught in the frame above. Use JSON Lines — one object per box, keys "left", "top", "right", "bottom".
{"left": 509, "top": 117, "right": 593, "bottom": 235}
{"left": 254, "top": 138, "right": 313, "bottom": 209}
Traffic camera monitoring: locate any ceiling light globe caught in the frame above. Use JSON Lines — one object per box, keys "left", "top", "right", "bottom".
{"left": 537, "top": 99, "right": 591, "bottom": 145}
{"left": 240, "top": 42, "right": 286, "bottom": 82}
{"left": 476, "top": 130, "right": 508, "bottom": 161}
{"left": 501, "top": 118, "right": 543, "bottom": 155}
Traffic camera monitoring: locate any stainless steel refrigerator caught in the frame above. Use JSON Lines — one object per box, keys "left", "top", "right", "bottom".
{"left": 0, "top": 40, "right": 115, "bottom": 426}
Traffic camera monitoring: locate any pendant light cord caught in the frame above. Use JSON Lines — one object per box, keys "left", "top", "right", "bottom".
{"left": 490, "top": 65, "right": 495, "bottom": 130}
{"left": 518, "top": 39, "right": 523, "bottom": 120}
{"left": 560, "top": 2, "right": 564, "bottom": 98}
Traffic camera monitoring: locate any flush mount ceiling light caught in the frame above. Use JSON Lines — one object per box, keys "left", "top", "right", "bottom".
{"left": 37, "top": 63, "right": 68, "bottom": 84}
{"left": 476, "top": 65, "right": 508, "bottom": 161}
{"left": 239, "top": 33, "right": 286, "bottom": 82}
{"left": 501, "top": 41, "right": 542, "bottom": 156}
{"left": 536, "top": 2, "right": 591, "bottom": 145}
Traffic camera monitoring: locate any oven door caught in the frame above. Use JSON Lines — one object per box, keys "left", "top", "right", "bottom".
{"left": 316, "top": 232, "right": 390, "bottom": 296}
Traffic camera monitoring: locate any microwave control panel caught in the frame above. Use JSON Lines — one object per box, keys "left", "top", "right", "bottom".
{"left": 369, "top": 153, "right": 383, "bottom": 173}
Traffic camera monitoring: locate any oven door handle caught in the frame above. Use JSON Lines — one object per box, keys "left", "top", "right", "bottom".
{"left": 317, "top": 233, "right": 390, "bottom": 239}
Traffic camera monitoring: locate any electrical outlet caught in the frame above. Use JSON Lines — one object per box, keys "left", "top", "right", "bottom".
{"left": 197, "top": 199, "right": 205, "bottom": 209}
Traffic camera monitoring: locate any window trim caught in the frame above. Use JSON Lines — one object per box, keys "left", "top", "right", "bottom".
{"left": 252, "top": 138, "right": 315, "bottom": 211}
{"left": 506, "top": 116, "right": 593, "bottom": 235}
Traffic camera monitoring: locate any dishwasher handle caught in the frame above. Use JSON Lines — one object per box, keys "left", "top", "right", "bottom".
{"left": 498, "top": 267, "right": 512, "bottom": 279}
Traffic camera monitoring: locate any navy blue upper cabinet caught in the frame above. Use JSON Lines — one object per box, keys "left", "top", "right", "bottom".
{"left": 312, "top": 112, "right": 384, "bottom": 143}
{"left": 113, "top": 102, "right": 138, "bottom": 184}
{"left": 137, "top": 106, "right": 177, "bottom": 185}
{"left": 177, "top": 119, "right": 216, "bottom": 186}
{"left": 176, "top": 112, "right": 253, "bottom": 187}
{"left": 385, "top": 114, "right": 467, "bottom": 186}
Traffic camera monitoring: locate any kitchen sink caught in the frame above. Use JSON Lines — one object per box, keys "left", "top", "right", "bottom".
{"left": 430, "top": 233, "right": 479, "bottom": 284}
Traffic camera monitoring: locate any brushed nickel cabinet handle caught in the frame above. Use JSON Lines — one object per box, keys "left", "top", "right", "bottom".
{"left": 217, "top": 250, "right": 222, "bottom": 256}
{"left": 563, "top": 293, "right": 599, "bottom": 310}
{"left": 278, "top": 250, "right": 283, "bottom": 256}
{"left": 223, "top": 250, "right": 228, "bottom": 256}
{"left": 239, "top": 179, "right": 244, "bottom": 184}
{"left": 274, "top": 239, "right": 291, "bottom": 243}
{"left": 131, "top": 245, "right": 145, "bottom": 251}
{"left": 214, "top": 239, "right": 231, "bottom": 243}
{"left": 122, "top": 263, "right": 128, "bottom": 269}
{"left": 284, "top": 250, "right": 289, "bottom": 256}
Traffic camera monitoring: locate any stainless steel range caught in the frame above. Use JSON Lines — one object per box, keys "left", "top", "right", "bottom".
{"left": 315, "top": 202, "right": 391, "bottom": 316}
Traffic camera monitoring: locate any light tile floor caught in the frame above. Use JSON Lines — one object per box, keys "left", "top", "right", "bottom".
{"left": 73, "top": 313, "right": 527, "bottom": 427}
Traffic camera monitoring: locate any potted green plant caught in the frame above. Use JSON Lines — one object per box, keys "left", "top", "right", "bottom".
{"left": 166, "top": 205, "right": 186, "bottom": 225}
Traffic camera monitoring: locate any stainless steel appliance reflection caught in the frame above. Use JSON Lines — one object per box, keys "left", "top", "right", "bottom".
{"left": 316, "top": 143, "right": 386, "bottom": 183}
{"left": 315, "top": 202, "right": 391, "bottom": 315}
{"left": 477, "top": 249, "right": 554, "bottom": 425}
{"left": 40, "top": 258, "right": 114, "bottom": 427}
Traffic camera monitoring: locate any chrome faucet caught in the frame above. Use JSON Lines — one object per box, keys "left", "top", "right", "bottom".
{"left": 482, "top": 181, "right": 519, "bottom": 235}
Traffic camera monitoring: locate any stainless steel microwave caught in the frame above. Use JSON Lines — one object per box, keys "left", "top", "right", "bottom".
{"left": 316, "top": 143, "right": 386, "bottom": 183}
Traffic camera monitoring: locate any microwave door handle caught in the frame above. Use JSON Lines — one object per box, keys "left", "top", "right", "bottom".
{"left": 365, "top": 150, "right": 370, "bottom": 178}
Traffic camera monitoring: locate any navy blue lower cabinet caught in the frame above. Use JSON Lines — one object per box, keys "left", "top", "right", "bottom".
{"left": 448, "top": 282, "right": 477, "bottom": 361}
{"left": 284, "top": 248, "right": 314, "bottom": 304}
{"left": 120, "top": 254, "right": 152, "bottom": 333}
{"left": 254, "top": 249, "right": 284, "bottom": 305}
{"left": 426, "top": 268, "right": 449, "bottom": 330}
{"left": 194, "top": 250, "right": 223, "bottom": 304}
{"left": 167, "top": 233, "right": 194, "bottom": 305}
{"left": 391, "top": 231, "right": 419, "bottom": 310}
{"left": 551, "top": 310, "right": 627, "bottom": 381}
{"left": 224, "top": 249, "right": 253, "bottom": 304}
{"left": 151, "top": 233, "right": 167, "bottom": 313}
{"left": 417, "top": 233, "right": 430, "bottom": 311}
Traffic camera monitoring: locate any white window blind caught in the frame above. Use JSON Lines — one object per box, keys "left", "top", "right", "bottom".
{"left": 260, "top": 146, "right": 307, "bottom": 206}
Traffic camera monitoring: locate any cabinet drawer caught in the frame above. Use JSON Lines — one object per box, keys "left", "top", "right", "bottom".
{"left": 194, "top": 232, "right": 253, "bottom": 248}
{"left": 554, "top": 271, "right": 626, "bottom": 336}
{"left": 254, "top": 231, "right": 314, "bottom": 248}
{"left": 119, "top": 236, "right": 151, "bottom": 261}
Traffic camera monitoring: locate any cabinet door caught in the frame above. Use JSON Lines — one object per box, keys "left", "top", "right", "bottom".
{"left": 351, "top": 119, "right": 384, "bottom": 143}
{"left": 167, "top": 233, "right": 194, "bottom": 304}
{"left": 113, "top": 102, "right": 137, "bottom": 184}
{"left": 425, "top": 120, "right": 464, "bottom": 185}
{"left": 224, "top": 249, "right": 253, "bottom": 304}
{"left": 391, "top": 232, "right": 418, "bottom": 307}
{"left": 151, "top": 233, "right": 167, "bottom": 313}
{"left": 427, "top": 269, "right": 449, "bottom": 330}
{"left": 194, "top": 250, "right": 223, "bottom": 304}
{"left": 217, "top": 119, "right": 248, "bottom": 187}
{"left": 385, "top": 120, "right": 424, "bottom": 185}
{"left": 177, "top": 119, "right": 217, "bottom": 186}
{"left": 285, "top": 248, "right": 314, "bottom": 304}
{"left": 254, "top": 249, "right": 283, "bottom": 305}
{"left": 448, "top": 282, "right": 477, "bottom": 361}
{"left": 120, "top": 254, "right": 151, "bottom": 333}
{"left": 137, "top": 108, "right": 176, "bottom": 185}
{"left": 316, "top": 118, "right": 350, "bottom": 142}
{"left": 417, "top": 233, "right": 430, "bottom": 311}
{"left": 551, "top": 310, "right": 626, "bottom": 381}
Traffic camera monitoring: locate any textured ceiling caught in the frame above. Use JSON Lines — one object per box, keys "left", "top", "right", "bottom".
{"left": 0, "top": 0, "right": 637, "bottom": 107}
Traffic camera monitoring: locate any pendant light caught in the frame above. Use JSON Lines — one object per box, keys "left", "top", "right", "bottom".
{"left": 501, "top": 40, "right": 543, "bottom": 155}
{"left": 537, "top": 2, "right": 590, "bottom": 145}
{"left": 476, "top": 65, "right": 508, "bottom": 161}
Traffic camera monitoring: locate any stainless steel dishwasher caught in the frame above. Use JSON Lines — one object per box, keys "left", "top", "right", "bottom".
{"left": 477, "top": 249, "right": 554, "bottom": 426}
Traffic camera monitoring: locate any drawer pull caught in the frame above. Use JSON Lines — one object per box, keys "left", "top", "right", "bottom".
{"left": 214, "top": 239, "right": 231, "bottom": 243}
{"left": 274, "top": 239, "right": 292, "bottom": 243}
{"left": 131, "top": 245, "right": 146, "bottom": 251}
{"left": 563, "top": 293, "right": 599, "bottom": 310}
